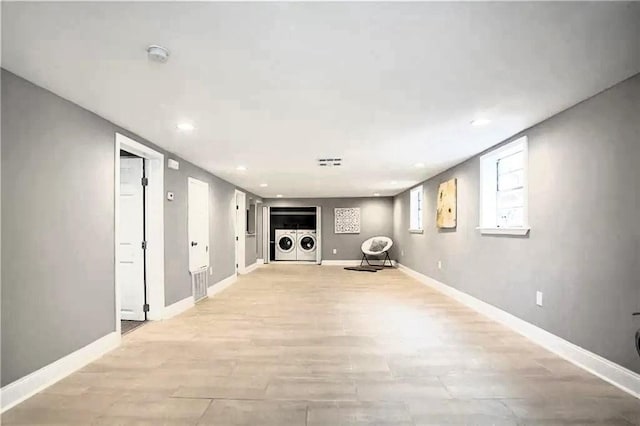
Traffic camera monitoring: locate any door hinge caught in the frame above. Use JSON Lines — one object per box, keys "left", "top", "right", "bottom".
{"left": 141, "top": 177, "right": 149, "bottom": 186}
{"left": 143, "top": 303, "right": 150, "bottom": 312}
{"left": 236, "top": 264, "right": 238, "bottom": 268}
{"left": 141, "top": 241, "right": 147, "bottom": 250}
{"left": 236, "top": 205, "right": 239, "bottom": 210}
{"left": 236, "top": 236, "right": 239, "bottom": 241}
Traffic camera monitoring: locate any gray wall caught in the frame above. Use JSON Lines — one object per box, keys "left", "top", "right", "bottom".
{"left": 1, "top": 70, "right": 242, "bottom": 386}
{"left": 163, "top": 156, "right": 238, "bottom": 305}
{"left": 393, "top": 74, "right": 640, "bottom": 373}
{"left": 263, "top": 197, "right": 394, "bottom": 261}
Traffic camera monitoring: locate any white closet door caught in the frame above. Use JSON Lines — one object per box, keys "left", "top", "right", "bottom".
{"left": 119, "top": 158, "right": 146, "bottom": 321}
{"left": 188, "top": 178, "right": 210, "bottom": 272}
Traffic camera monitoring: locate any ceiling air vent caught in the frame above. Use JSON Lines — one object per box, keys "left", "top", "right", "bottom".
{"left": 317, "top": 158, "right": 342, "bottom": 167}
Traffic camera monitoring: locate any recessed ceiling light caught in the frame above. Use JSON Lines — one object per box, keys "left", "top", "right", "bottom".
{"left": 414, "top": 163, "right": 425, "bottom": 168}
{"left": 276, "top": 194, "right": 283, "bottom": 198}
{"left": 471, "top": 118, "right": 491, "bottom": 126}
{"left": 177, "top": 122, "right": 195, "bottom": 131}
{"left": 373, "top": 193, "right": 380, "bottom": 197}
{"left": 236, "top": 165, "right": 247, "bottom": 171}
{"left": 259, "top": 183, "right": 268, "bottom": 187}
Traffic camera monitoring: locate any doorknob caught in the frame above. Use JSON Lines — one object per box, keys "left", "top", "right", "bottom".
{"left": 191, "top": 241, "right": 198, "bottom": 247}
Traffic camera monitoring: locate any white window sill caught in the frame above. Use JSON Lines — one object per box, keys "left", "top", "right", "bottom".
{"left": 408, "top": 229, "right": 424, "bottom": 234}
{"left": 477, "top": 227, "right": 530, "bottom": 236}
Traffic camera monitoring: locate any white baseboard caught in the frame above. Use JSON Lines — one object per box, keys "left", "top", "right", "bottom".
{"left": 242, "top": 262, "right": 259, "bottom": 274}
{"left": 207, "top": 273, "right": 238, "bottom": 297}
{"left": 1, "top": 331, "right": 120, "bottom": 413}
{"left": 396, "top": 263, "right": 640, "bottom": 399}
{"left": 162, "top": 295, "right": 195, "bottom": 320}
{"left": 322, "top": 259, "right": 397, "bottom": 266}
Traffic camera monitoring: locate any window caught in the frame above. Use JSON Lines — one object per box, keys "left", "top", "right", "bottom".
{"left": 409, "top": 185, "right": 423, "bottom": 232}
{"left": 479, "top": 136, "right": 529, "bottom": 235}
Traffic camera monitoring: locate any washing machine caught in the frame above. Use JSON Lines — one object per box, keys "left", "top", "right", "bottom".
{"left": 275, "top": 229, "right": 297, "bottom": 261}
{"left": 297, "top": 230, "right": 317, "bottom": 261}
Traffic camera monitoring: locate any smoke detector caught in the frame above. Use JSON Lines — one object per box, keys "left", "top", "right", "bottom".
{"left": 317, "top": 158, "right": 342, "bottom": 167}
{"left": 147, "top": 45, "right": 170, "bottom": 63}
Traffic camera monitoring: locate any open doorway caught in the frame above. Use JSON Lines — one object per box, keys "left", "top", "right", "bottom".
{"left": 118, "top": 150, "right": 147, "bottom": 333}
{"left": 115, "top": 133, "right": 165, "bottom": 335}
{"left": 262, "top": 205, "right": 322, "bottom": 264}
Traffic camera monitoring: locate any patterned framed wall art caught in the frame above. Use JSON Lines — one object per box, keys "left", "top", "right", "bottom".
{"left": 334, "top": 207, "right": 361, "bottom": 234}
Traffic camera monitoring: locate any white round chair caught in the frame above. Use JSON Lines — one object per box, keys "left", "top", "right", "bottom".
{"left": 360, "top": 236, "right": 394, "bottom": 268}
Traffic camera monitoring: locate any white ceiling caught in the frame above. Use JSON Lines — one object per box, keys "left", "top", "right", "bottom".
{"left": 3, "top": 2, "right": 639, "bottom": 198}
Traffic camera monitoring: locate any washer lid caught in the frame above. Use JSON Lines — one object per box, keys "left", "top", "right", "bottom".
{"left": 299, "top": 234, "right": 316, "bottom": 252}
{"left": 277, "top": 235, "right": 295, "bottom": 253}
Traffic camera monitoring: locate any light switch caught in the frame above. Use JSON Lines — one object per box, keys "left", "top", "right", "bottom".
{"left": 536, "top": 291, "right": 543, "bottom": 307}
{"left": 332, "top": 249, "right": 337, "bottom": 254}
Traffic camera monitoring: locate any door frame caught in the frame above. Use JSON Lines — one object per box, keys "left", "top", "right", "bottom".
{"left": 234, "top": 190, "right": 246, "bottom": 273}
{"left": 115, "top": 133, "right": 165, "bottom": 332}
{"left": 262, "top": 205, "right": 270, "bottom": 263}
{"left": 316, "top": 206, "right": 322, "bottom": 264}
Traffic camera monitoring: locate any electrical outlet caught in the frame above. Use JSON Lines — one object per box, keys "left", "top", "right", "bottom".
{"left": 437, "top": 260, "right": 442, "bottom": 270}
{"left": 209, "top": 267, "right": 213, "bottom": 276}
{"left": 536, "top": 291, "right": 543, "bottom": 307}
{"left": 401, "top": 250, "right": 404, "bottom": 256}
{"left": 333, "top": 248, "right": 337, "bottom": 254}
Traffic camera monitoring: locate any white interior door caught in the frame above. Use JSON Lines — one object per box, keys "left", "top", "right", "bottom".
{"left": 235, "top": 191, "right": 246, "bottom": 273}
{"left": 119, "top": 157, "right": 146, "bottom": 321}
{"left": 262, "top": 206, "right": 270, "bottom": 263}
{"left": 188, "top": 178, "right": 210, "bottom": 272}
{"left": 316, "top": 206, "right": 322, "bottom": 264}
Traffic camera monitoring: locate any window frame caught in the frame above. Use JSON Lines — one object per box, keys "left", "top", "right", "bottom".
{"left": 409, "top": 184, "right": 424, "bottom": 233}
{"left": 478, "top": 136, "right": 530, "bottom": 236}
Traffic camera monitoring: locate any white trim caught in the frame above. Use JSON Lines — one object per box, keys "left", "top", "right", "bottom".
{"left": 316, "top": 206, "right": 323, "bottom": 264}
{"left": 322, "top": 259, "right": 397, "bottom": 266}
{"left": 207, "top": 273, "right": 238, "bottom": 297}
{"left": 242, "top": 262, "right": 259, "bottom": 274}
{"left": 396, "top": 263, "right": 640, "bottom": 399}
{"left": 257, "top": 258, "right": 265, "bottom": 265}
{"left": 164, "top": 273, "right": 241, "bottom": 319}
{"left": 234, "top": 190, "right": 247, "bottom": 274}
{"left": 162, "top": 295, "right": 195, "bottom": 320}
{"left": 408, "top": 229, "right": 424, "bottom": 234}
{"left": 262, "top": 206, "right": 271, "bottom": 264}
{"left": 115, "top": 133, "right": 165, "bottom": 324}
{"left": 0, "top": 332, "right": 120, "bottom": 413}
{"left": 477, "top": 226, "right": 530, "bottom": 236}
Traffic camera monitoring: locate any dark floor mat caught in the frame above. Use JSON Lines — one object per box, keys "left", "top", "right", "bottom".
{"left": 344, "top": 266, "right": 379, "bottom": 272}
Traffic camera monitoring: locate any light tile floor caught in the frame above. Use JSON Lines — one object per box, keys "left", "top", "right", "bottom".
{"left": 3, "top": 265, "right": 640, "bottom": 425}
